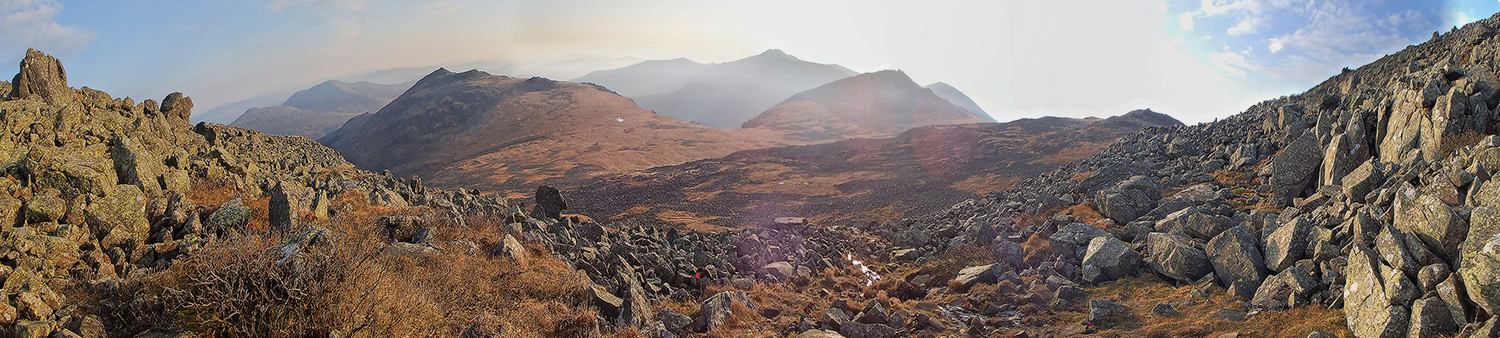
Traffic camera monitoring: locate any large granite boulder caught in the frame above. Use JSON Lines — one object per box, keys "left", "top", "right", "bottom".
{"left": 1080, "top": 236, "right": 1141, "bottom": 284}
{"left": 1260, "top": 133, "right": 1324, "bottom": 205}
{"left": 1461, "top": 206, "right": 1500, "bottom": 315}
{"left": 1154, "top": 206, "right": 1231, "bottom": 240}
{"left": 1095, "top": 175, "right": 1162, "bottom": 224}
{"left": 1344, "top": 243, "right": 1410, "bottom": 338}
{"left": 1264, "top": 216, "right": 1312, "bottom": 272}
{"left": 1207, "top": 225, "right": 1268, "bottom": 290}
{"left": 693, "top": 291, "right": 759, "bottom": 332}
{"left": 1394, "top": 186, "right": 1467, "bottom": 264}
{"left": 9, "top": 49, "right": 70, "bottom": 104}
{"left": 1144, "top": 232, "right": 1211, "bottom": 284}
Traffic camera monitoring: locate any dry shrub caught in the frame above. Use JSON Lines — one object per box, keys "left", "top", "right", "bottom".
{"left": 117, "top": 188, "right": 599, "bottom": 337}
{"left": 1061, "top": 202, "right": 1105, "bottom": 224}
{"left": 1439, "top": 130, "right": 1487, "bottom": 156}
{"left": 187, "top": 173, "right": 241, "bottom": 209}
{"left": 1070, "top": 171, "right": 1095, "bottom": 181}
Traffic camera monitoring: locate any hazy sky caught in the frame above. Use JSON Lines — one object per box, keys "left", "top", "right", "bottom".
{"left": 3, "top": 0, "right": 1498, "bottom": 124}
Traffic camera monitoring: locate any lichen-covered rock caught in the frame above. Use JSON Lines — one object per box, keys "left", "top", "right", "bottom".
{"left": 1344, "top": 243, "right": 1409, "bottom": 338}
{"left": 9, "top": 49, "right": 70, "bottom": 104}
{"left": 1087, "top": 299, "right": 1137, "bottom": 329}
{"left": 84, "top": 184, "right": 148, "bottom": 248}
{"left": 1094, "top": 175, "right": 1162, "bottom": 224}
{"left": 1049, "top": 222, "right": 1113, "bottom": 261}
{"left": 1155, "top": 206, "right": 1230, "bottom": 240}
{"left": 1461, "top": 206, "right": 1500, "bottom": 315}
{"left": 1080, "top": 236, "right": 1141, "bottom": 284}
{"left": 496, "top": 234, "right": 527, "bottom": 264}
{"left": 954, "top": 263, "right": 1006, "bottom": 288}
{"left": 1265, "top": 216, "right": 1311, "bottom": 272}
{"left": 206, "top": 198, "right": 250, "bottom": 236}
{"left": 1342, "top": 160, "right": 1383, "bottom": 203}
{"left": 1208, "top": 226, "right": 1268, "bottom": 291}
{"left": 1321, "top": 133, "right": 1368, "bottom": 187}
{"left": 1144, "top": 232, "right": 1211, "bottom": 284}
{"left": 1407, "top": 297, "right": 1458, "bottom": 338}
{"left": 693, "top": 291, "right": 759, "bottom": 332}
{"left": 1260, "top": 133, "right": 1324, "bottom": 205}
{"left": 1394, "top": 186, "right": 1467, "bottom": 264}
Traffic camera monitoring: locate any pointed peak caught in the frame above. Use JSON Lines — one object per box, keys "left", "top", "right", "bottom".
{"left": 752, "top": 49, "right": 798, "bottom": 61}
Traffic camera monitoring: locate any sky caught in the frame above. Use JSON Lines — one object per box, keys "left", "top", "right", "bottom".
{"left": 3, "top": 0, "right": 1499, "bottom": 124}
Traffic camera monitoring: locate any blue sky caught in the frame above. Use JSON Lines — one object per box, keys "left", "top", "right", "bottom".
{"left": 3, "top": 0, "right": 1499, "bottom": 124}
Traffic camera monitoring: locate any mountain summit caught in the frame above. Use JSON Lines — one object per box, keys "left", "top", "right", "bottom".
{"left": 229, "top": 79, "right": 412, "bottom": 139}
{"left": 575, "top": 49, "right": 858, "bottom": 128}
{"left": 742, "top": 70, "right": 994, "bottom": 141}
{"left": 319, "top": 68, "right": 797, "bottom": 195}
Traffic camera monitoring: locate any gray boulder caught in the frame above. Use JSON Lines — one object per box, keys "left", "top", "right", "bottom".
{"left": 954, "top": 264, "right": 1006, "bottom": 288}
{"left": 1320, "top": 133, "right": 1368, "bottom": 187}
{"left": 1394, "top": 186, "right": 1467, "bottom": 264}
{"left": 1049, "top": 223, "right": 1113, "bottom": 261}
{"left": 694, "top": 291, "right": 759, "bottom": 332}
{"left": 1144, "top": 233, "right": 1211, "bottom": 284}
{"left": 1461, "top": 206, "right": 1500, "bottom": 315}
{"left": 1341, "top": 160, "right": 1383, "bottom": 203}
{"left": 1155, "top": 206, "right": 1231, "bottom": 240}
{"left": 1207, "top": 226, "right": 1268, "bottom": 290}
{"left": 1344, "top": 243, "right": 1410, "bottom": 338}
{"left": 1087, "top": 299, "right": 1137, "bottom": 329}
{"left": 1080, "top": 236, "right": 1142, "bottom": 284}
{"left": 1260, "top": 133, "right": 1324, "bottom": 205}
{"left": 1095, "top": 175, "right": 1162, "bottom": 224}
{"left": 1407, "top": 297, "right": 1458, "bottom": 338}
{"left": 1264, "top": 216, "right": 1312, "bottom": 272}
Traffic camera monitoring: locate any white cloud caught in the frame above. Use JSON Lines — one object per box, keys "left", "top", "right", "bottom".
{"left": 1210, "top": 51, "right": 1252, "bottom": 75}
{"left": 1180, "top": 12, "right": 1196, "bottom": 30}
{"left": 0, "top": 0, "right": 95, "bottom": 60}
{"left": 1267, "top": 37, "right": 1285, "bottom": 52}
{"left": 1227, "top": 18, "right": 1257, "bottom": 35}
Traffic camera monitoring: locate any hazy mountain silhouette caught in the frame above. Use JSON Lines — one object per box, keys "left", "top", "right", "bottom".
{"left": 924, "top": 82, "right": 993, "bottom": 122}
{"left": 229, "top": 80, "right": 413, "bottom": 139}
{"left": 576, "top": 49, "right": 857, "bottom": 128}
{"left": 742, "top": 70, "right": 995, "bottom": 142}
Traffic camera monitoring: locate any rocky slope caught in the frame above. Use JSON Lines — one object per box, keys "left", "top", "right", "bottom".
{"left": 743, "top": 70, "right": 996, "bottom": 142}
{"left": 841, "top": 14, "right": 1500, "bottom": 337}
{"left": 577, "top": 49, "right": 859, "bottom": 129}
{"left": 229, "top": 80, "right": 412, "bottom": 139}
{"left": 319, "top": 68, "right": 804, "bottom": 198}
{"left": 569, "top": 110, "right": 1179, "bottom": 231}
{"left": 924, "top": 82, "right": 994, "bottom": 122}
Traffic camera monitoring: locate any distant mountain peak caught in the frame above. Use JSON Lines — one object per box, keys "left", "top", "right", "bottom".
{"left": 758, "top": 49, "right": 792, "bottom": 59}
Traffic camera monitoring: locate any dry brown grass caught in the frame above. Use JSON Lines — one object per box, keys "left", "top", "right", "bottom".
{"left": 1081, "top": 275, "right": 1351, "bottom": 338}
{"left": 187, "top": 173, "right": 241, "bottom": 210}
{"left": 1061, "top": 201, "right": 1106, "bottom": 224}
{"left": 113, "top": 181, "right": 602, "bottom": 337}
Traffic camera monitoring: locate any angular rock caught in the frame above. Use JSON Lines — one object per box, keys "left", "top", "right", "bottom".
{"left": 1144, "top": 232, "right": 1211, "bottom": 284}
{"left": 1049, "top": 223, "right": 1112, "bottom": 261}
{"left": 1251, "top": 273, "right": 1294, "bottom": 310}
{"left": 1407, "top": 297, "right": 1457, "bottom": 338}
{"left": 1342, "top": 160, "right": 1383, "bottom": 203}
{"left": 495, "top": 234, "right": 527, "bottom": 264}
{"left": 1080, "top": 236, "right": 1141, "bottom": 284}
{"left": 1086, "top": 299, "right": 1137, "bottom": 329}
{"left": 1264, "top": 216, "right": 1311, "bottom": 272}
{"left": 1155, "top": 206, "right": 1231, "bottom": 240}
{"left": 1095, "top": 175, "right": 1162, "bottom": 224}
{"left": 1344, "top": 243, "right": 1410, "bottom": 338}
{"left": 1261, "top": 133, "right": 1325, "bottom": 205}
{"left": 10, "top": 49, "right": 70, "bottom": 104}
{"left": 694, "top": 291, "right": 759, "bottom": 332}
{"left": 954, "top": 264, "right": 1006, "bottom": 288}
{"left": 763, "top": 261, "right": 795, "bottom": 281}
{"left": 658, "top": 308, "right": 692, "bottom": 334}
{"left": 1207, "top": 225, "right": 1268, "bottom": 290}
{"left": 838, "top": 322, "right": 896, "bottom": 338}
{"left": 206, "top": 198, "right": 251, "bottom": 236}
{"left": 84, "top": 185, "right": 149, "bottom": 248}
{"left": 534, "top": 185, "right": 567, "bottom": 220}
{"left": 1394, "top": 187, "right": 1467, "bottom": 264}
{"left": 1321, "top": 133, "right": 1368, "bottom": 187}
{"left": 268, "top": 182, "right": 296, "bottom": 231}
{"left": 1461, "top": 206, "right": 1500, "bottom": 315}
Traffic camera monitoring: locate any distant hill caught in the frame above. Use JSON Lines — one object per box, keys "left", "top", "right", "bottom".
{"left": 576, "top": 49, "right": 858, "bottom": 128}
{"left": 742, "top": 70, "right": 995, "bottom": 142}
{"left": 925, "top": 82, "right": 993, "bottom": 121}
{"left": 228, "top": 80, "right": 412, "bottom": 139}
{"left": 570, "top": 109, "right": 1183, "bottom": 228}
{"left": 319, "top": 68, "right": 804, "bottom": 197}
